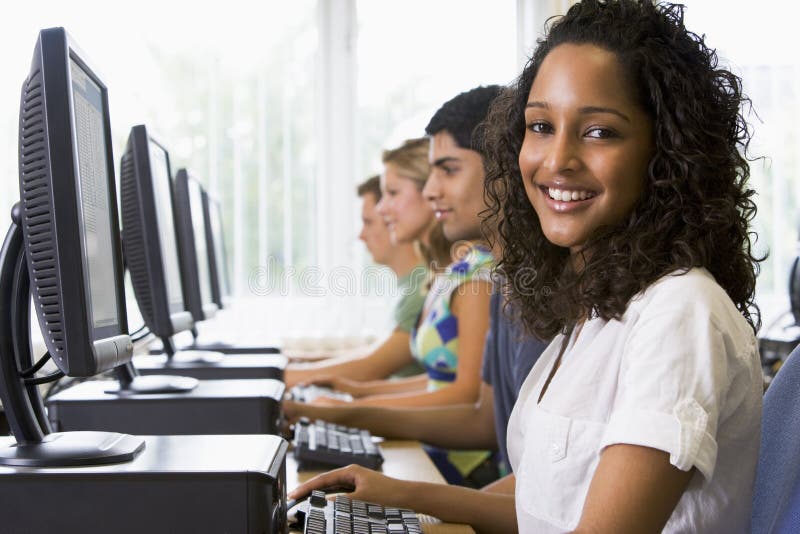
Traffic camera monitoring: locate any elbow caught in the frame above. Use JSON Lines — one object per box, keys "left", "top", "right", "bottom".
{"left": 447, "top": 383, "right": 481, "bottom": 404}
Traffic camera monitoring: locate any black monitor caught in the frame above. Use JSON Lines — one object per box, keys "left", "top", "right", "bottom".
{"left": 120, "top": 125, "right": 195, "bottom": 349}
{"left": 0, "top": 27, "right": 144, "bottom": 466}
{"left": 203, "top": 192, "right": 232, "bottom": 309}
{"left": 174, "top": 168, "right": 218, "bottom": 323}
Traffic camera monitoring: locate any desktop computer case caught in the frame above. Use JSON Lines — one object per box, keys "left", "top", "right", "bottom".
{"left": 47, "top": 378, "right": 284, "bottom": 435}
{"left": 0, "top": 434, "right": 289, "bottom": 533}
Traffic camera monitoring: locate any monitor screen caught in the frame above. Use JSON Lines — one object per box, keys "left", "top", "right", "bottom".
{"left": 148, "top": 140, "right": 185, "bottom": 314}
{"left": 209, "top": 199, "right": 231, "bottom": 299}
{"left": 69, "top": 58, "right": 119, "bottom": 331}
{"left": 188, "top": 180, "right": 213, "bottom": 308}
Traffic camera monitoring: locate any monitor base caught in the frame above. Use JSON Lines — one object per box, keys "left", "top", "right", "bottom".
{"left": 105, "top": 375, "right": 199, "bottom": 394}
{"left": 171, "top": 349, "right": 225, "bottom": 364}
{"left": 0, "top": 431, "right": 144, "bottom": 467}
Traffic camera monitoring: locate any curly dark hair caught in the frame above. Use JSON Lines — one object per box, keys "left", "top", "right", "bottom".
{"left": 426, "top": 85, "right": 504, "bottom": 153}
{"left": 483, "top": 0, "right": 762, "bottom": 340}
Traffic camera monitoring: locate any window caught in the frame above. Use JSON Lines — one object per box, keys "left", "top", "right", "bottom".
{"left": 1, "top": 1, "right": 523, "bottom": 344}
{"left": 683, "top": 1, "right": 800, "bottom": 322}
{"left": 356, "top": 0, "right": 518, "bottom": 183}
{"left": 1, "top": 0, "right": 318, "bottom": 299}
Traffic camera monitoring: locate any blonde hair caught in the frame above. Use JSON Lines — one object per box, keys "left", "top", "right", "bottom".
{"left": 381, "top": 138, "right": 430, "bottom": 190}
{"left": 382, "top": 137, "right": 453, "bottom": 271}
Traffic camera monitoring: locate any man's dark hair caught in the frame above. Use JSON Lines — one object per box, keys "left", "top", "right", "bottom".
{"left": 425, "top": 85, "right": 503, "bottom": 153}
{"left": 356, "top": 174, "right": 381, "bottom": 201}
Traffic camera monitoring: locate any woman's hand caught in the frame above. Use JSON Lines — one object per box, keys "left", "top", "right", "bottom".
{"left": 281, "top": 399, "right": 305, "bottom": 425}
{"left": 310, "top": 375, "right": 372, "bottom": 397}
{"left": 282, "top": 399, "right": 349, "bottom": 426}
{"left": 288, "top": 464, "right": 412, "bottom": 508}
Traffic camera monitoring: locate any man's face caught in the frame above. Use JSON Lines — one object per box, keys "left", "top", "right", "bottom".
{"left": 358, "top": 192, "right": 394, "bottom": 265}
{"left": 423, "top": 131, "right": 486, "bottom": 242}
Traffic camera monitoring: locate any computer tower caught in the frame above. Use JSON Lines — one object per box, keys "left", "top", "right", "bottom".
{"left": 47, "top": 379, "right": 284, "bottom": 435}
{"left": 133, "top": 353, "right": 287, "bottom": 381}
{"left": 0, "top": 434, "right": 289, "bottom": 533}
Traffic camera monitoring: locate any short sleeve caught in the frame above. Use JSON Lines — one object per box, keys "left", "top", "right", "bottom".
{"left": 599, "top": 291, "right": 748, "bottom": 481}
{"left": 393, "top": 289, "right": 425, "bottom": 333}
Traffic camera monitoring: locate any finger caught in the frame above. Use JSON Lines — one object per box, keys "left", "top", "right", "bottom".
{"left": 288, "top": 466, "right": 358, "bottom": 500}
{"left": 281, "top": 401, "right": 303, "bottom": 424}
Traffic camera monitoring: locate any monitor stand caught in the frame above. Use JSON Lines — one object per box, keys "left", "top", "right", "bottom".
{"left": 171, "top": 349, "right": 225, "bottom": 363}
{"left": 105, "top": 362, "right": 198, "bottom": 394}
{"left": 0, "top": 206, "right": 144, "bottom": 468}
{"left": 148, "top": 327, "right": 281, "bottom": 355}
{"left": 0, "top": 434, "right": 288, "bottom": 533}
{"left": 150, "top": 334, "right": 225, "bottom": 364}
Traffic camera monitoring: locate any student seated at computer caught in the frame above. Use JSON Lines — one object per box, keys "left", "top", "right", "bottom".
{"left": 286, "top": 174, "right": 427, "bottom": 379}
{"left": 285, "top": 140, "right": 446, "bottom": 388}
{"left": 290, "top": 2, "right": 763, "bottom": 532}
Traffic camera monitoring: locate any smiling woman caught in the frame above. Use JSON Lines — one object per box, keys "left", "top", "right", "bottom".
{"left": 519, "top": 43, "right": 654, "bottom": 254}
{"left": 483, "top": 0, "right": 763, "bottom": 532}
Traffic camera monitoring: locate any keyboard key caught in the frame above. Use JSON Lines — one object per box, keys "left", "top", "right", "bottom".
{"left": 294, "top": 419, "right": 385, "bottom": 470}
{"left": 304, "top": 496, "right": 420, "bottom": 534}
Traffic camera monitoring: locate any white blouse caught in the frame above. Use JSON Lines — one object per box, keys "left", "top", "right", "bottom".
{"left": 507, "top": 268, "right": 762, "bottom": 533}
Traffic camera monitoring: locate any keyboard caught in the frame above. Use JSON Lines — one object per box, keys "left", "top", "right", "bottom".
{"left": 290, "top": 384, "right": 354, "bottom": 403}
{"left": 293, "top": 418, "right": 384, "bottom": 470}
{"left": 301, "top": 491, "right": 422, "bottom": 534}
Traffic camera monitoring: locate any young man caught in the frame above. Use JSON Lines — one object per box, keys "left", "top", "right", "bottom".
{"left": 284, "top": 175, "right": 426, "bottom": 386}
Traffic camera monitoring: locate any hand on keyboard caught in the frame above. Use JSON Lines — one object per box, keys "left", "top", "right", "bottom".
{"left": 290, "top": 384, "right": 354, "bottom": 404}
{"left": 308, "top": 376, "right": 371, "bottom": 398}
{"left": 282, "top": 399, "right": 347, "bottom": 426}
{"left": 289, "top": 464, "right": 414, "bottom": 513}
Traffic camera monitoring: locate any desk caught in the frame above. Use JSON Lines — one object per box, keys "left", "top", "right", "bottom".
{"left": 287, "top": 440, "right": 475, "bottom": 534}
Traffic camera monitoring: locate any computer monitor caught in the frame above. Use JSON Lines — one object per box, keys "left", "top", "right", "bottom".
{"left": 790, "top": 255, "right": 800, "bottom": 326}
{"left": 0, "top": 27, "right": 143, "bottom": 466}
{"left": 120, "top": 125, "right": 194, "bottom": 346}
{"left": 203, "top": 192, "right": 232, "bottom": 309}
{"left": 174, "top": 168, "right": 218, "bottom": 322}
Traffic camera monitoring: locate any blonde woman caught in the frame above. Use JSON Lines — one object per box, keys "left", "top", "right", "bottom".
{"left": 285, "top": 138, "right": 441, "bottom": 388}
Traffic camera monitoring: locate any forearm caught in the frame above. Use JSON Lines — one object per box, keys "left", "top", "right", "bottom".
{"left": 397, "top": 481, "right": 517, "bottom": 534}
{"left": 350, "top": 374, "right": 428, "bottom": 396}
{"left": 288, "top": 403, "right": 495, "bottom": 449}
{"left": 286, "top": 355, "right": 364, "bottom": 387}
{"left": 349, "top": 382, "right": 480, "bottom": 408}
{"left": 285, "top": 331, "right": 414, "bottom": 387}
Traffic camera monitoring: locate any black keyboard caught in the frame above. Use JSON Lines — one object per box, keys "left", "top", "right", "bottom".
{"left": 302, "top": 491, "right": 422, "bottom": 534}
{"left": 294, "top": 418, "right": 384, "bottom": 470}
{"left": 290, "top": 385, "right": 354, "bottom": 404}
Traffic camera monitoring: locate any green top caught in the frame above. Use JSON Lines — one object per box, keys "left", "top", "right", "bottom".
{"left": 393, "top": 265, "right": 429, "bottom": 333}
{"left": 391, "top": 264, "right": 428, "bottom": 378}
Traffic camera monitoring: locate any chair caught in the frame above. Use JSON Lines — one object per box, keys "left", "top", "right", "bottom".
{"left": 752, "top": 344, "right": 800, "bottom": 533}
